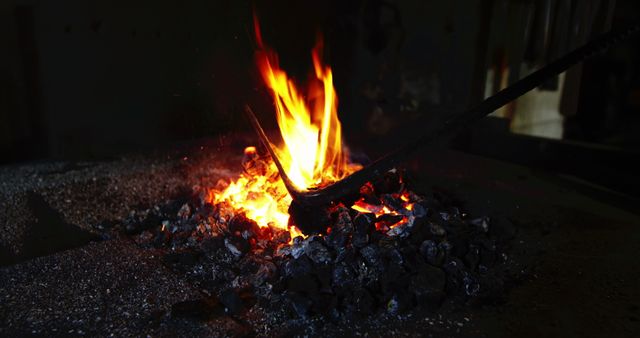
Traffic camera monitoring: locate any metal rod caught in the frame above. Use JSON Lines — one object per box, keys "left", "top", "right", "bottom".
{"left": 247, "top": 22, "right": 640, "bottom": 207}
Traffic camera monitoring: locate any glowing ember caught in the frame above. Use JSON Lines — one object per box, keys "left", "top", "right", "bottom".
{"left": 351, "top": 193, "right": 416, "bottom": 232}
{"left": 207, "top": 147, "right": 293, "bottom": 233}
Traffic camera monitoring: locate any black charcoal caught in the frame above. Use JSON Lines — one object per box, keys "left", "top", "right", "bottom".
{"left": 386, "top": 248, "right": 404, "bottom": 265}
{"left": 438, "top": 241, "right": 452, "bottom": 261}
{"left": 225, "top": 237, "right": 249, "bottom": 257}
{"left": 254, "top": 261, "right": 278, "bottom": 286}
{"left": 332, "top": 262, "right": 357, "bottom": 289}
{"left": 420, "top": 240, "right": 444, "bottom": 266}
{"left": 359, "top": 244, "right": 381, "bottom": 267}
{"left": 439, "top": 211, "right": 450, "bottom": 221}
{"left": 303, "top": 236, "right": 332, "bottom": 265}
{"left": 326, "top": 224, "right": 350, "bottom": 249}
{"left": 387, "top": 296, "right": 400, "bottom": 314}
{"left": 411, "top": 203, "right": 428, "bottom": 218}
{"left": 352, "top": 213, "right": 375, "bottom": 248}
{"left": 283, "top": 256, "right": 313, "bottom": 277}
{"left": 470, "top": 216, "right": 490, "bottom": 233}
{"left": 275, "top": 244, "right": 292, "bottom": 258}
{"left": 334, "top": 246, "right": 356, "bottom": 264}
{"left": 353, "top": 213, "right": 375, "bottom": 231}
{"left": 429, "top": 222, "right": 446, "bottom": 237}
{"left": 291, "top": 236, "right": 305, "bottom": 259}
{"left": 333, "top": 207, "right": 353, "bottom": 229}
{"left": 387, "top": 291, "right": 412, "bottom": 315}
{"left": 464, "top": 274, "right": 481, "bottom": 296}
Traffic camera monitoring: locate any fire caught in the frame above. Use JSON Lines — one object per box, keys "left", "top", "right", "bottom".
{"left": 207, "top": 147, "right": 292, "bottom": 232}
{"left": 206, "top": 18, "right": 362, "bottom": 239}
{"left": 253, "top": 15, "right": 360, "bottom": 190}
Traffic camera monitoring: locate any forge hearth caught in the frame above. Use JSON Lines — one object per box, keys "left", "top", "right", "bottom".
{"left": 1, "top": 140, "right": 639, "bottom": 337}
{"left": 124, "top": 150, "right": 515, "bottom": 323}
{"left": 121, "top": 143, "right": 518, "bottom": 325}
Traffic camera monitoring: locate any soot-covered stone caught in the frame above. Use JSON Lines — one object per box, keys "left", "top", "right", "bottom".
{"left": 225, "top": 237, "right": 250, "bottom": 257}
{"left": 352, "top": 213, "right": 375, "bottom": 248}
{"left": 303, "top": 236, "right": 331, "bottom": 265}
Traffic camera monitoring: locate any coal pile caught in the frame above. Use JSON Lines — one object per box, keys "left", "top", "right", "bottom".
{"left": 119, "top": 168, "right": 515, "bottom": 328}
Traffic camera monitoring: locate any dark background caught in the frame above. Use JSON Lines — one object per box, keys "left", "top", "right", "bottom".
{"left": 1, "top": 0, "right": 639, "bottom": 195}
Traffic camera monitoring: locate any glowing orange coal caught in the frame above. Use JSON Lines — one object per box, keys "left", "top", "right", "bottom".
{"left": 207, "top": 146, "right": 305, "bottom": 241}
{"left": 351, "top": 196, "right": 415, "bottom": 232}
{"left": 208, "top": 147, "right": 291, "bottom": 230}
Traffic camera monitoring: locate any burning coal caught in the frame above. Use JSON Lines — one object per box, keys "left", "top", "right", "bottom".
{"left": 127, "top": 154, "right": 513, "bottom": 325}
{"left": 206, "top": 16, "right": 371, "bottom": 239}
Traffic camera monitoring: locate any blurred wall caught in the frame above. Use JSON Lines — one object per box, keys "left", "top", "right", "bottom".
{"left": 0, "top": 0, "right": 508, "bottom": 163}
{"left": 32, "top": 1, "right": 254, "bottom": 158}
{"left": 1, "top": 0, "right": 255, "bottom": 162}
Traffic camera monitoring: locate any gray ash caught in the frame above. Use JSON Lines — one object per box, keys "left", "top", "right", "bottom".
{"left": 118, "top": 167, "right": 514, "bottom": 331}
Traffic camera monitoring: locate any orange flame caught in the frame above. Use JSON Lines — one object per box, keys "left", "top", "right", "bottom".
{"left": 207, "top": 149, "right": 291, "bottom": 229}
{"left": 205, "top": 17, "right": 364, "bottom": 240}
{"left": 253, "top": 15, "right": 360, "bottom": 190}
{"left": 207, "top": 147, "right": 305, "bottom": 243}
